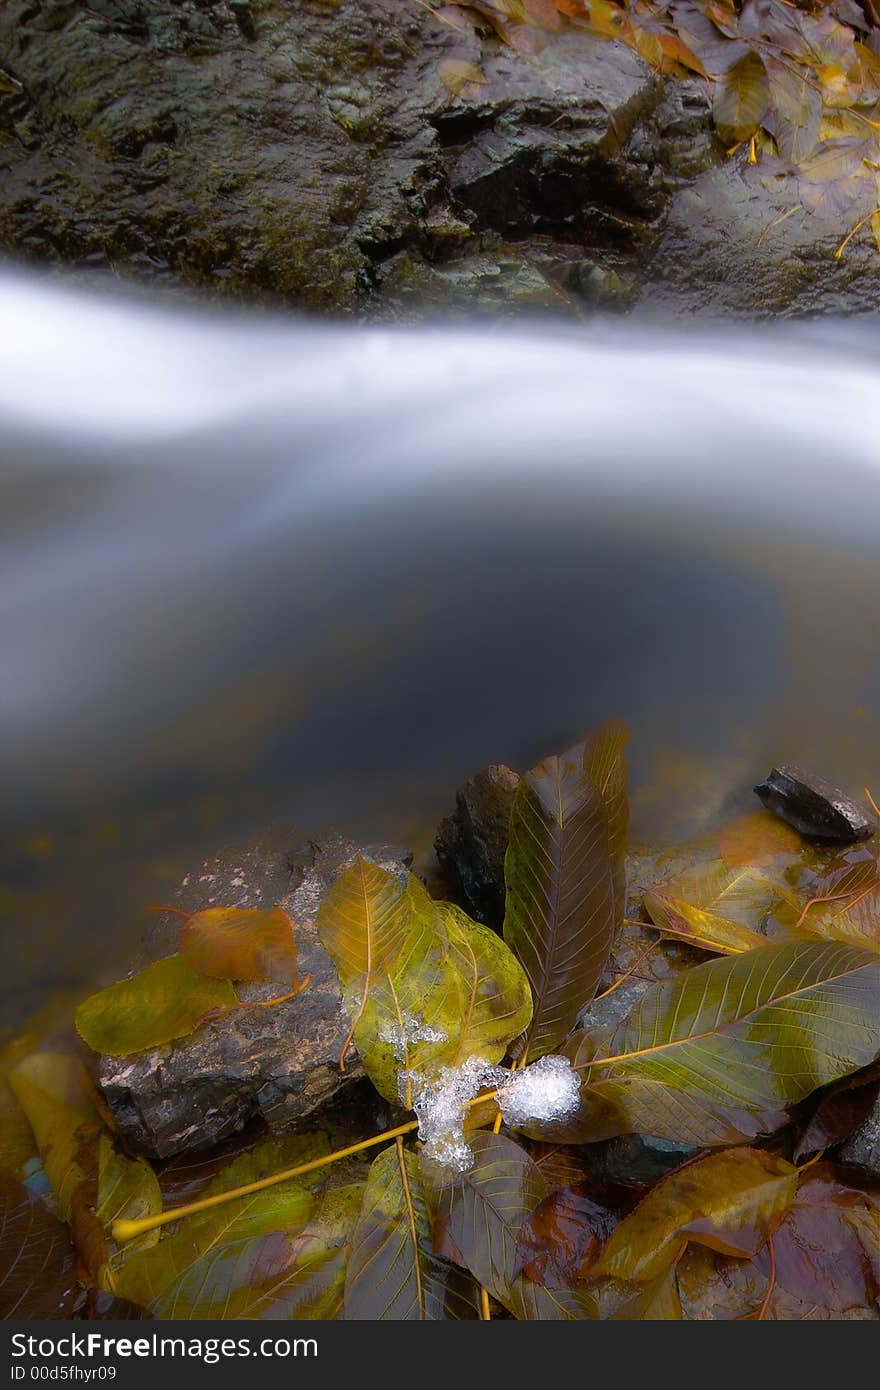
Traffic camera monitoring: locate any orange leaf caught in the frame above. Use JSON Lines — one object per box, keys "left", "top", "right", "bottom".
{"left": 179, "top": 906, "right": 301, "bottom": 984}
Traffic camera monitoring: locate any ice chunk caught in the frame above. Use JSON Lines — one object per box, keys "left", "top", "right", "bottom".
{"left": 378, "top": 1010, "right": 446, "bottom": 1061}
{"left": 406, "top": 1056, "right": 505, "bottom": 1172}
{"left": 496, "top": 1054, "right": 580, "bottom": 1127}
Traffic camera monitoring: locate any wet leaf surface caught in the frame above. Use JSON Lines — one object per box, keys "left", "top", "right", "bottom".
{"left": 678, "top": 1166, "right": 880, "bottom": 1318}
{"left": 592, "top": 1148, "right": 798, "bottom": 1283}
{"left": 178, "top": 906, "right": 301, "bottom": 984}
{"left": 504, "top": 742, "right": 616, "bottom": 1059}
{"left": 566, "top": 941, "right": 880, "bottom": 1146}
{"left": 516, "top": 1185, "right": 616, "bottom": 1287}
{"left": 0, "top": 1175, "right": 77, "bottom": 1319}
{"left": 345, "top": 1143, "right": 478, "bottom": 1319}
{"left": 75, "top": 957, "right": 237, "bottom": 1056}
{"left": 643, "top": 860, "right": 774, "bottom": 953}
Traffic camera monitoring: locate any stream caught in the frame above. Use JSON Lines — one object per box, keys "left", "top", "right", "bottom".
{"left": 2, "top": 268, "right": 879, "bottom": 1026}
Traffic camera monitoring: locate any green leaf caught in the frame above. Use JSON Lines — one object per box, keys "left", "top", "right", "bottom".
{"left": 111, "top": 1180, "right": 316, "bottom": 1311}
{"left": 504, "top": 748, "right": 615, "bottom": 1059}
{"left": 321, "top": 868, "right": 531, "bottom": 1104}
{"left": 316, "top": 857, "right": 414, "bottom": 1069}
{"left": 148, "top": 1184, "right": 362, "bottom": 1320}
{"left": 345, "top": 1143, "right": 477, "bottom": 1319}
{"left": 75, "top": 957, "right": 237, "bottom": 1056}
{"left": 96, "top": 1133, "right": 162, "bottom": 1259}
{"left": 592, "top": 1148, "right": 798, "bottom": 1283}
{"left": 609, "top": 1267, "right": 683, "bottom": 1319}
{"left": 643, "top": 861, "right": 777, "bottom": 954}
{"left": 572, "top": 941, "right": 880, "bottom": 1146}
{"left": 178, "top": 906, "right": 300, "bottom": 984}
{"left": 713, "top": 49, "right": 770, "bottom": 143}
{"left": 440, "top": 903, "right": 533, "bottom": 1067}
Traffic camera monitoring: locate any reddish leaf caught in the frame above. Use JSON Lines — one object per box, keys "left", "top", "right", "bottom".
{"left": 794, "top": 1069, "right": 880, "bottom": 1163}
{"left": 516, "top": 1186, "right": 616, "bottom": 1287}
{"left": 0, "top": 1177, "right": 78, "bottom": 1319}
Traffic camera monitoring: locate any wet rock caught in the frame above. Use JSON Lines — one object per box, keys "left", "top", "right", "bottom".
{"left": 837, "top": 1090, "right": 880, "bottom": 1183}
{"left": 754, "top": 764, "right": 873, "bottom": 843}
{"left": 583, "top": 1133, "right": 697, "bottom": 1188}
{"left": 97, "top": 826, "right": 412, "bottom": 1159}
{"left": 0, "top": 3, "right": 869, "bottom": 316}
{"left": 434, "top": 764, "right": 520, "bottom": 929}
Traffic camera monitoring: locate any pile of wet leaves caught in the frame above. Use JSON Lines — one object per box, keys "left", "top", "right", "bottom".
{"left": 438, "top": 0, "right": 880, "bottom": 259}
{"left": 1, "top": 722, "right": 879, "bottom": 1320}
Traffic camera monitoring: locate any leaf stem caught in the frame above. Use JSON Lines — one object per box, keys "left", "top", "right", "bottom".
{"left": 865, "top": 786, "right": 880, "bottom": 820}
{"left": 111, "top": 1118, "right": 420, "bottom": 1244}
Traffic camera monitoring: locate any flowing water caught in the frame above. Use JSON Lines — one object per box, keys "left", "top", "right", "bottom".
{"left": 2, "top": 268, "right": 879, "bottom": 1027}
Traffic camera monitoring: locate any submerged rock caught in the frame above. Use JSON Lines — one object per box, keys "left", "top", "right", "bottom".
{"left": 754, "top": 764, "right": 873, "bottom": 843}
{"left": 434, "top": 763, "right": 520, "bottom": 929}
{"left": 97, "top": 827, "right": 411, "bottom": 1159}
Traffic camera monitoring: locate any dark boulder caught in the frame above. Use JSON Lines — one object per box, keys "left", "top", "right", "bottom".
{"left": 97, "top": 826, "right": 411, "bottom": 1159}
{"left": 434, "top": 763, "right": 520, "bottom": 929}
{"left": 754, "top": 764, "right": 873, "bottom": 843}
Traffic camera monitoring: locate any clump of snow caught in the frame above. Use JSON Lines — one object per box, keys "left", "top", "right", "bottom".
{"left": 496, "top": 1054, "right": 580, "bottom": 1127}
{"left": 400, "top": 1053, "right": 582, "bottom": 1174}
{"left": 405, "top": 1056, "right": 506, "bottom": 1172}
{"left": 378, "top": 1010, "right": 446, "bottom": 1061}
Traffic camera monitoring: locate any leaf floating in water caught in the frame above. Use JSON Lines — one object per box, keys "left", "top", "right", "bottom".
{"left": 345, "top": 1142, "right": 478, "bottom": 1320}
{"left": 178, "top": 906, "right": 301, "bottom": 985}
{"left": 75, "top": 957, "right": 237, "bottom": 1057}
{"left": 719, "top": 811, "right": 803, "bottom": 870}
{"left": 643, "top": 861, "right": 774, "bottom": 955}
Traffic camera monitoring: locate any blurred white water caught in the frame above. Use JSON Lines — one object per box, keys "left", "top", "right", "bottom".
{"left": 2, "top": 267, "right": 880, "bottom": 849}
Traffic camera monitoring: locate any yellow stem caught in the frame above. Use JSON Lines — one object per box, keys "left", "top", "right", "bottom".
{"left": 865, "top": 786, "right": 880, "bottom": 820}
{"left": 479, "top": 1287, "right": 492, "bottom": 1320}
{"left": 835, "top": 206, "right": 880, "bottom": 260}
{"left": 114, "top": 1086, "right": 505, "bottom": 1244}
{"left": 112, "top": 1118, "right": 419, "bottom": 1244}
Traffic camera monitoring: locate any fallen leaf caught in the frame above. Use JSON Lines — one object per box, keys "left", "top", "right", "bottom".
{"left": 76, "top": 957, "right": 237, "bottom": 1056}
{"left": 591, "top": 1147, "right": 798, "bottom": 1283}
{"left": 179, "top": 906, "right": 300, "bottom": 984}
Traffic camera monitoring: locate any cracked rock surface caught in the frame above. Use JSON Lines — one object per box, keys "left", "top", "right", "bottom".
{"left": 97, "top": 825, "right": 411, "bottom": 1159}
{"left": 1, "top": 0, "right": 873, "bottom": 316}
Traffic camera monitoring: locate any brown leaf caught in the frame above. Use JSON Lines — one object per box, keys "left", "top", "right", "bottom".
{"left": 793, "top": 1068, "right": 880, "bottom": 1163}
{"left": 0, "top": 1177, "right": 78, "bottom": 1319}
{"left": 797, "top": 138, "right": 873, "bottom": 219}
{"left": 516, "top": 1186, "right": 616, "bottom": 1287}
{"left": 713, "top": 49, "right": 771, "bottom": 144}
{"left": 439, "top": 58, "right": 488, "bottom": 97}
